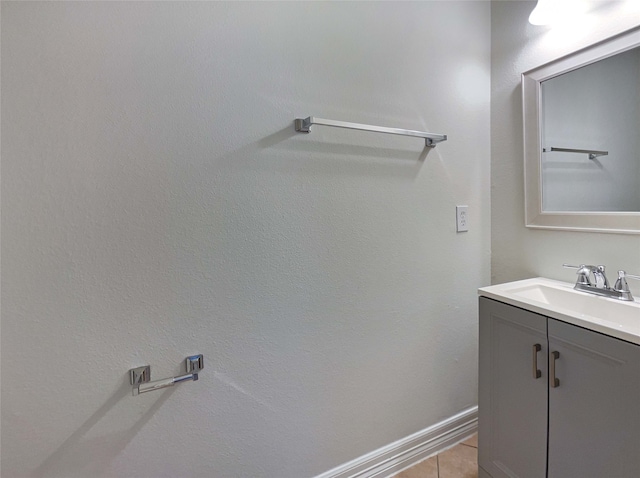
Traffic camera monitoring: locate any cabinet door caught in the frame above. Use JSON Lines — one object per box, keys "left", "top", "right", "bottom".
{"left": 479, "top": 298, "right": 548, "bottom": 478}
{"left": 548, "top": 319, "right": 640, "bottom": 478}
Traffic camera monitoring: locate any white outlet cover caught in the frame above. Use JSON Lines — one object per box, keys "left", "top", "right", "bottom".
{"left": 456, "top": 205, "right": 469, "bottom": 232}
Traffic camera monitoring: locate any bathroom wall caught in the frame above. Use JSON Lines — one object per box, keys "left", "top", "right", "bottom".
{"left": 491, "top": 0, "right": 640, "bottom": 286}
{"left": 1, "top": 2, "right": 490, "bottom": 477}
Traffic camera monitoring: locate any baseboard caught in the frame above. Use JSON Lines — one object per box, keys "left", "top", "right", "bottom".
{"left": 314, "top": 406, "right": 478, "bottom": 478}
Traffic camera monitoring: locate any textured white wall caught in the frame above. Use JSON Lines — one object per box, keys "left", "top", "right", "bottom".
{"left": 491, "top": 0, "right": 640, "bottom": 286}
{"left": 1, "top": 2, "right": 490, "bottom": 477}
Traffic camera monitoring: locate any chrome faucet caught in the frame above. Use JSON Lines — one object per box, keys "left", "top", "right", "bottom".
{"left": 563, "top": 264, "right": 640, "bottom": 301}
{"left": 564, "top": 264, "right": 608, "bottom": 288}
{"left": 592, "top": 265, "right": 609, "bottom": 289}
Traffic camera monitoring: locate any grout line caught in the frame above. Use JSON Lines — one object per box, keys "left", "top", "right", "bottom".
{"left": 460, "top": 442, "right": 478, "bottom": 449}
{"left": 437, "top": 454, "right": 440, "bottom": 477}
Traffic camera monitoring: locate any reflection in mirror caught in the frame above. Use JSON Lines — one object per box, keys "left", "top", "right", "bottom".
{"left": 522, "top": 26, "right": 640, "bottom": 234}
{"left": 540, "top": 47, "right": 640, "bottom": 212}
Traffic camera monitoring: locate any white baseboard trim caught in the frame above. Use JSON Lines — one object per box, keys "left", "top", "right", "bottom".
{"left": 314, "top": 406, "right": 478, "bottom": 478}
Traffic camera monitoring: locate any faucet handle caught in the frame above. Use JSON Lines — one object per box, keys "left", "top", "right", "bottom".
{"left": 563, "top": 263, "right": 592, "bottom": 286}
{"left": 563, "top": 263, "right": 593, "bottom": 272}
{"left": 614, "top": 270, "right": 640, "bottom": 293}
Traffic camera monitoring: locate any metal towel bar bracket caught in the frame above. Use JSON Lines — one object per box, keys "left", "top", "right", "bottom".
{"left": 130, "top": 354, "right": 204, "bottom": 396}
{"left": 294, "top": 116, "right": 447, "bottom": 147}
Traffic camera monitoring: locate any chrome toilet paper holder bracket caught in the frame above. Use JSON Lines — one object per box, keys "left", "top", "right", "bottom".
{"left": 129, "top": 354, "right": 204, "bottom": 396}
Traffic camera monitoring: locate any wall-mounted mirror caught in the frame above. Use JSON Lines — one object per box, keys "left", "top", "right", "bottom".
{"left": 522, "top": 27, "right": 640, "bottom": 234}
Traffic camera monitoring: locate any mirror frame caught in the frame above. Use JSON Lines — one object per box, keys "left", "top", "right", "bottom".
{"left": 522, "top": 26, "right": 640, "bottom": 234}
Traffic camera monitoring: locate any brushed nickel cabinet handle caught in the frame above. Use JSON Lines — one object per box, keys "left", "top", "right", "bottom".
{"left": 550, "top": 351, "right": 560, "bottom": 388}
{"left": 532, "top": 344, "right": 542, "bottom": 379}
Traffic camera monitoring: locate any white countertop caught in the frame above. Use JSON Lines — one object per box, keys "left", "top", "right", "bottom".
{"left": 479, "top": 277, "right": 640, "bottom": 345}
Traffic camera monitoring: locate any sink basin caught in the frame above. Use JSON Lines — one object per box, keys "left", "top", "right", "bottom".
{"left": 479, "top": 278, "right": 640, "bottom": 345}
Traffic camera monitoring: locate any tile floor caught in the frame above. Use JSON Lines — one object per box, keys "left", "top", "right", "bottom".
{"left": 392, "top": 434, "right": 478, "bottom": 478}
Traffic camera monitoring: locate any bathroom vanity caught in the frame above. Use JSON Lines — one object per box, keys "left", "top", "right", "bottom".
{"left": 477, "top": 278, "right": 640, "bottom": 478}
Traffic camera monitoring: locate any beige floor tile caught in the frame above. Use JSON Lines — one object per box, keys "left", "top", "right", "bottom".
{"left": 437, "top": 443, "right": 478, "bottom": 478}
{"left": 461, "top": 433, "right": 478, "bottom": 448}
{"left": 394, "top": 455, "right": 438, "bottom": 478}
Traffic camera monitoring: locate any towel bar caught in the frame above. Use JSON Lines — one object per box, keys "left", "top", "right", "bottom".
{"left": 294, "top": 116, "right": 447, "bottom": 147}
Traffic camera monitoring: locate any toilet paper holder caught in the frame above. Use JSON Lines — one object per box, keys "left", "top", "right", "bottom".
{"left": 129, "top": 354, "right": 204, "bottom": 395}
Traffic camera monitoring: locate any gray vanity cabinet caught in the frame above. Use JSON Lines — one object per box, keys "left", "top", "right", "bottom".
{"left": 479, "top": 297, "right": 640, "bottom": 478}
{"left": 547, "top": 319, "right": 640, "bottom": 478}
{"left": 478, "top": 298, "right": 548, "bottom": 478}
